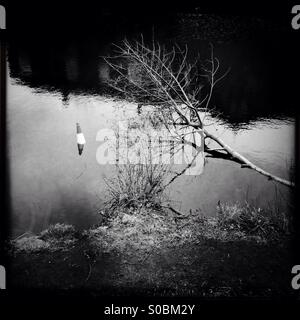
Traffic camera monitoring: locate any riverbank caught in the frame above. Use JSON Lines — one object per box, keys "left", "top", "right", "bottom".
{"left": 9, "top": 203, "right": 294, "bottom": 297}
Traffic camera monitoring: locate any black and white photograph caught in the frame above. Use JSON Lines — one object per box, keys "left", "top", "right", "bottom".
{"left": 0, "top": 1, "right": 300, "bottom": 315}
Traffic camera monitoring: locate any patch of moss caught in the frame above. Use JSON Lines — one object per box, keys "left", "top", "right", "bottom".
{"left": 12, "top": 223, "right": 78, "bottom": 253}
{"left": 13, "top": 236, "right": 50, "bottom": 253}
{"left": 39, "top": 223, "right": 78, "bottom": 242}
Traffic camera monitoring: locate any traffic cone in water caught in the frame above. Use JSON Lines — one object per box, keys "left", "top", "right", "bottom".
{"left": 76, "top": 123, "right": 86, "bottom": 155}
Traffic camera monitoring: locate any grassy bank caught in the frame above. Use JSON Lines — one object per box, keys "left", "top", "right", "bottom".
{"left": 9, "top": 202, "right": 294, "bottom": 297}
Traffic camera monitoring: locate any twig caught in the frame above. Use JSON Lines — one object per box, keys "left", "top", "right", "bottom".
{"left": 85, "top": 263, "right": 92, "bottom": 282}
{"left": 161, "top": 205, "right": 189, "bottom": 218}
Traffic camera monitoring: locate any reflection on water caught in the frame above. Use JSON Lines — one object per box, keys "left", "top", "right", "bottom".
{"left": 7, "top": 14, "right": 295, "bottom": 236}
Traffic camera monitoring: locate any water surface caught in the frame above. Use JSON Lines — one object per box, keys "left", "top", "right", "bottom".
{"left": 7, "top": 14, "right": 295, "bottom": 236}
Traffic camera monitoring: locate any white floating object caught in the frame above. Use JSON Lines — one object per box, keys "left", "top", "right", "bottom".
{"left": 0, "top": 265, "right": 5, "bottom": 289}
{"left": 76, "top": 123, "right": 86, "bottom": 155}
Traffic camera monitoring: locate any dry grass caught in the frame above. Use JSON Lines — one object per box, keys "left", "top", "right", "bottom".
{"left": 12, "top": 200, "right": 290, "bottom": 256}
{"left": 87, "top": 201, "right": 290, "bottom": 258}
{"left": 12, "top": 223, "right": 78, "bottom": 253}
{"left": 10, "top": 202, "right": 292, "bottom": 297}
{"left": 216, "top": 201, "right": 290, "bottom": 241}
{"left": 103, "top": 162, "right": 169, "bottom": 216}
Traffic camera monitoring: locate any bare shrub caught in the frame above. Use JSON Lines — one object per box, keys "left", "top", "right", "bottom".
{"left": 103, "top": 162, "right": 169, "bottom": 215}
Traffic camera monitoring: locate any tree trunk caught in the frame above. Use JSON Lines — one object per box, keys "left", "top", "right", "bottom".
{"left": 203, "top": 129, "right": 295, "bottom": 188}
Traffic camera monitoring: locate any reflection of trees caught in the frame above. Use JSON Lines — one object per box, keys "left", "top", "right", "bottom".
{"left": 7, "top": 38, "right": 110, "bottom": 101}
{"left": 7, "top": 32, "right": 294, "bottom": 124}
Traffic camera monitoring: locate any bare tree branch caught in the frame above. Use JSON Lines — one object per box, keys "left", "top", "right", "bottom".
{"left": 103, "top": 37, "right": 295, "bottom": 189}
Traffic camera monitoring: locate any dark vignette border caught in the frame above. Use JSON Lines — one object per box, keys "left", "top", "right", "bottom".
{"left": 0, "top": 0, "right": 299, "bottom": 316}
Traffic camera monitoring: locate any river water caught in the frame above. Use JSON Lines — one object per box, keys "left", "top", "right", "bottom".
{"left": 7, "top": 14, "right": 295, "bottom": 236}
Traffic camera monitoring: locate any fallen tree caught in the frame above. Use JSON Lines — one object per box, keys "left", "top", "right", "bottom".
{"left": 103, "top": 37, "right": 294, "bottom": 188}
